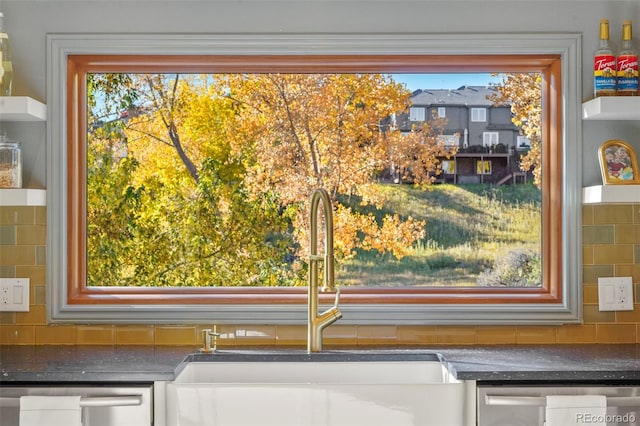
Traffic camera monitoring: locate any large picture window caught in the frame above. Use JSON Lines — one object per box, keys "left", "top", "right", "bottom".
{"left": 47, "top": 33, "right": 582, "bottom": 324}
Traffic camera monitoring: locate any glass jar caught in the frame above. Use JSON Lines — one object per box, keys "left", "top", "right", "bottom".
{"left": 0, "top": 135, "right": 21, "bottom": 188}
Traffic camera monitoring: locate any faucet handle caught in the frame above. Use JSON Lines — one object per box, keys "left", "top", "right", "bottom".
{"left": 332, "top": 287, "right": 341, "bottom": 309}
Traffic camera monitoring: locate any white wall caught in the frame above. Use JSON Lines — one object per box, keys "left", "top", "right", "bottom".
{"left": 2, "top": 0, "right": 640, "bottom": 187}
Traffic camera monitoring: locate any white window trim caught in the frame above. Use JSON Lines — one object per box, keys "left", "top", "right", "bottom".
{"left": 471, "top": 107, "right": 487, "bottom": 122}
{"left": 409, "top": 106, "right": 425, "bottom": 121}
{"left": 483, "top": 132, "right": 500, "bottom": 147}
{"left": 437, "top": 107, "right": 446, "bottom": 118}
{"left": 47, "top": 32, "right": 582, "bottom": 325}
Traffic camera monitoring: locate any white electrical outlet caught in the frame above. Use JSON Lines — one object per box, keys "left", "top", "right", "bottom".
{"left": 598, "top": 276, "right": 634, "bottom": 311}
{"left": 0, "top": 278, "right": 29, "bottom": 312}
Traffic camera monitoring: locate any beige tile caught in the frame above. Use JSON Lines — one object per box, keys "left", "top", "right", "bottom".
{"left": 615, "top": 264, "right": 638, "bottom": 282}
{"left": 596, "top": 324, "right": 636, "bottom": 343}
{"left": 357, "top": 326, "right": 397, "bottom": 345}
{"left": 616, "top": 308, "right": 640, "bottom": 323}
{"left": 583, "top": 265, "right": 615, "bottom": 285}
{"left": 0, "top": 312, "right": 15, "bottom": 324}
{"left": 634, "top": 204, "right": 640, "bottom": 224}
{"left": 397, "top": 325, "right": 437, "bottom": 345}
{"left": 35, "top": 325, "right": 76, "bottom": 345}
{"left": 15, "top": 305, "right": 46, "bottom": 325}
{"left": 615, "top": 224, "right": 640, "bottom": 244}
{"left": 275, "top": 325, "right": 306, "bottom": 346}
{"left": 76, "top": 325, "right": 115, "bottom": 345}
{"left": 35, "top": 207, "right": 46, "bottom": 225}
{"left": 116, "top": 326, "right": 155, "bottom": 345}
{"left": 0, "top": 225, "right": 16, "bottom": 245}
{"left": 0, "top": 207, "right": 35, "bottom": 225}
{"left": 476, "top": 326, "right": 517, "bottom": 344}
{"left": 583, "top": 284, "right": 599, "bottom": 304}
{"left": 16, "top": 225, "right": 46, "bottom": 245}
{"left": 323, "top": 325, "right": 358, "bottom": 346}
{"left": 0, "top": 246, "right": 35, "bottom": 266}
{"left": 582, "top": 245, "right": 594, "bottom": 265}
{"left": 583, "top": 304, "right": 616, "bottom": 324}
{"left": 593, "top": 244, "right": 634, "bottom": 264}
{"left": 0, "top": 324, "right": 35, "bottom": 345}
{"left": 233, "top": 326, "right": 277, "bottom": 346}
{"left": 594, "top": 204, "right": 634, "bottom": 224}
{"left": 516, "top": 326, "right": 557, "bottom": 344}
{"left": 436, "top": 326, "right": 477, "bottom": 345}
{"left": 583, "top": 225, "right": 615, "bottom": 244}
{"left": 33, "top": 284, "right": 46, "bottom": 305}
{"left": 556, "top": 325, "right": 597, "bottom": 343}
{"left": 35, "top": 246, "right": 46, "bottom": 266}
{"left": 0, "top": 265, "right": 15, "bottom": 277}
{"left": 16, "top": 265, "right": 46, "bottom": 286}
{"left": 155, "top": 326, "right": 197, "bottom": 346}
{"left": 582, "top": 205, "right": 594, "bottom": 225}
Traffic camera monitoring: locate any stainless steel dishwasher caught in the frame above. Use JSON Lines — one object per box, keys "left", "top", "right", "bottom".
{"left": 0, "top": 384, "right": 153, "bottom": 426}
{"left": 478, "top": 384, "right": 640, "bottom": 426}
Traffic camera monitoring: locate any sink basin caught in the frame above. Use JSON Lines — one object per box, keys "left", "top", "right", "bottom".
{"left": 164, "top": 352, "right": 474, "bottom": 426}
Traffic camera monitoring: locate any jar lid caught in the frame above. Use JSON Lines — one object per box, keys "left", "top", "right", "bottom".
{"left": 0, "top": 133, "right": 19, "bottom": 146}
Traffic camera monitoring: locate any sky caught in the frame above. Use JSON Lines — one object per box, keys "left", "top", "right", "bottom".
{"left": 392, "top": 73, "right": 502, "bottom": 91}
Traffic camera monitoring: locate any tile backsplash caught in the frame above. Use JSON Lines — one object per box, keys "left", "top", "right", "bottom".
{"left": 1, "top": 203, "right": 639, "bottom": 346}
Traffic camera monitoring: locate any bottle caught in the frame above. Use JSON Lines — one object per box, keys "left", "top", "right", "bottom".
{"left": 0, "top": 12, "right": 12, "bottom": 96}
{"left": 617, "top": 20, "right": 639, "bottom": 96}
{"left": 594, "top": 19, "right": 617, "bottom": 97}
{"left": 0, "top": 134, "right": 21, "bottom": 188}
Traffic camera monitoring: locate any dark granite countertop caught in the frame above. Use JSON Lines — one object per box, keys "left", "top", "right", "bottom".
{"left": 0, "top": 345, "right": 193, "bottom": 383}
{"left": 3, "top": 344, "right": 640, "bottom": 384}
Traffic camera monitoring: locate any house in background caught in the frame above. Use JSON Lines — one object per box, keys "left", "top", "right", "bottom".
{"left": 396, "top": 85, "right": 532, "bottom": 185}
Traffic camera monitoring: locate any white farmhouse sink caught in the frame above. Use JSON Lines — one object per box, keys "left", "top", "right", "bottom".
{"left": 165, "top": 352, "right": 474, "bottom": 426}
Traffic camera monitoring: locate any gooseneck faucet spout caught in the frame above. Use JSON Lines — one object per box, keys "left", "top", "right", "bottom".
{"left": 308, "top": 188, "right": 342, "bottom": 353}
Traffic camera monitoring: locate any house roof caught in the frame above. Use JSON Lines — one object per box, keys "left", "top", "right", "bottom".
{"left": 410, "top": 85, "right": 502, "bottom": 107}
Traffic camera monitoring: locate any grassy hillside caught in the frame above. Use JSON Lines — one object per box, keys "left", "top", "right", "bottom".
{"left": 338, "top": 183, "right": 542, "bottom": 287}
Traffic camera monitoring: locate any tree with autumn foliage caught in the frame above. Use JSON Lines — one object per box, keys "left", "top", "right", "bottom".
{"left": 489, "top": 73, "right": 542, "bottom": 187}
{"left": 223, "top": 73, "right": 450, "bottom": 261}
{"left": 87, "top": 74, "right": 292, "bottom": 287}
{"left": 87, "top": 72, "right": 451, "bottom": 287}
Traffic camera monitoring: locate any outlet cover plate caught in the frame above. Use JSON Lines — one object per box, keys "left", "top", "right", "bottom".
{"left": 0, "top": 278, "right": 29, "bottom": 312}
{"left": 598, "top": 276, "right": 634, "bottom": 311}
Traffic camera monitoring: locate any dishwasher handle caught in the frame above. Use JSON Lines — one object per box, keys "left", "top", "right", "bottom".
{"left": 0, "top": 395, "right": 143, "bottom": 408}
{"left": 485, "top": 395, "right": 640, "bottom": 407}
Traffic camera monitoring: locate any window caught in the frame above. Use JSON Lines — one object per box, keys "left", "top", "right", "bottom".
{"left": 437, "top": 107, "right": 446, "bottom": 118}
{"left": 471, "top": 107, "right": 487, "bottom": 122}
{"left": 483, "top": 132, "right": 500, "bottom": 147}
{"left": 441, "top": 160, "right": 456, "bottom": 174}
{"left": 518, "top": 135, "right": 532, "bottom": 150}
{"left": 477, "top": 161, "right": 492, "bottom": 175}
{"left": 437, "top": 134, "right": 459, "bottom": 147}
{"left": 48, "top": 33, "right": 582, "bottom": 324}
{"left": 409, "top": 106, "right": 425, "bottom": 121}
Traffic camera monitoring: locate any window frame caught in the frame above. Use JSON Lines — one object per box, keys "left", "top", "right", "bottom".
{"left": 476, "top": 160, "right": 493, "bottom": 175}
{"left": 483, "top": 131, "right": 500, "bottom": 147}
{"left": 471, "top": 107, "right": 487, "bottom": 122}
{"left": 47, "top": 33, "right": 582, "bottom": 324}
{"left": 409, "top": 106, "right": 426, "bottom": 121}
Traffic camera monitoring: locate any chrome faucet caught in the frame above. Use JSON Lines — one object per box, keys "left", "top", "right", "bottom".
{"left": 307, "top": 188, "right": 342, "bottom": 353}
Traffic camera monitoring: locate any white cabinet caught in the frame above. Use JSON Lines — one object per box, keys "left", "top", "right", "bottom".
{"left": 0, "top": 96, "right": 46, "bottom": 206}
{"left": 582, "top": 96, "right": 640, "bottom": 204}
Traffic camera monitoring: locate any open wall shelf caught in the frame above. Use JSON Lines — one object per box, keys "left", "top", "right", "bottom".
{"left": 0, "top": 96, "right": 46, "bottom": 122}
